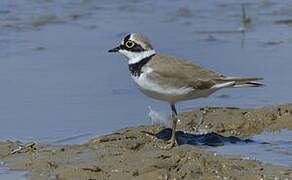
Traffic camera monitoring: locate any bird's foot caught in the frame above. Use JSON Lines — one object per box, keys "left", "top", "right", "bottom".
{"left": 159, "top": 139, "right": 176, "bottom": 150}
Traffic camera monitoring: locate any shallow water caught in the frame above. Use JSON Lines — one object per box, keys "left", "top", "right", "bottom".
{"left": 0, "top": 166, "right": 27, "bottom": 180}
{"left": 213, "top": 129, "right": 292, "bottom": 167}
{"left": 155, "top": 128, "right": 292, "bottom": 167}
{"left": 0, "top": 0, "right": 291, "bottom": 167}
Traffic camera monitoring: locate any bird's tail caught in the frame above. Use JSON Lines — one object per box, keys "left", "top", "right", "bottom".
{"left": 213, "top": 77, "right": 264, "bottom": 88}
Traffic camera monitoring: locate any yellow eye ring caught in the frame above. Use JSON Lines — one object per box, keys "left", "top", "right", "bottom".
{"left": 125, "top": 41, "right": 135, "bottom": 48}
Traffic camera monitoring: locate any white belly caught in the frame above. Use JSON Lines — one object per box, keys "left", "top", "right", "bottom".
{"left": 131, "top": 71, "right": 215, "bottom": 103}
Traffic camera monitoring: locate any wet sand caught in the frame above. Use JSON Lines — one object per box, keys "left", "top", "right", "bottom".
{"left": 1, "top": 104, "right": 292, "bottom": 180}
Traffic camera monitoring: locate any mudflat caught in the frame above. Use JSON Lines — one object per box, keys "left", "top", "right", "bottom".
{"left": 1, "top": 104, "right": 292, "bottom": 180}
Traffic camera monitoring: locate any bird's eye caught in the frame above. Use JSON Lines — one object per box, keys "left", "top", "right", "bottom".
{"left": 125, "top": 41, "right": 135, "bottom": 48}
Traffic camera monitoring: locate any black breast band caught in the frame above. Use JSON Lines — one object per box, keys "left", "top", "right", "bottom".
{"left": 128, "top": 54, "right": 155, "bottom": 77}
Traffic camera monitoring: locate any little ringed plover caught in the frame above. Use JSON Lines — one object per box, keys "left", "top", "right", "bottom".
{"left": 108, "top": 33, "right": 263, "bottom": 148}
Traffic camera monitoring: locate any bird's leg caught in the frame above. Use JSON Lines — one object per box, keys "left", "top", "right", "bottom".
{"left": 169, "top": 103, "right": 178, "bottom": 147}
{"left": 159, "top": 103, "right": 178, "bottom": 150}
{"left": 195, "top": 110, "right": 204, "bottom": 132}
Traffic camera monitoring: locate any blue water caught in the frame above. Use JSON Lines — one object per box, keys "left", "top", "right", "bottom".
{"left": 0, "top": 1, "right": 291, "bottom": 174}
{"left": 0, "top": 165, "right": 26, "bottom": 180}
{"left": 214, "top": 129, "right": 292, "bottom": 167}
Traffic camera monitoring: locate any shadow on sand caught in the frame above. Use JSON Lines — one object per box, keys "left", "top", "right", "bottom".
{"left": 154, "top": 128, "right": 255, "bottom": 146}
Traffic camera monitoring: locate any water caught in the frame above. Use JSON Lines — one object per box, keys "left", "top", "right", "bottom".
{"left": 214, "top": 129, "right": 292, "bottom": 167}
{"left": 0, "top": 0, "right": 291, "bottom": 166}
{"left": 0, "top": 166, "right": 27, "bottom": 180}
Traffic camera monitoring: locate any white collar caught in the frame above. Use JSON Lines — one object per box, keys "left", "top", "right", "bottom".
{"left": 126, "top": 50, "right": 156, "bottom": 64}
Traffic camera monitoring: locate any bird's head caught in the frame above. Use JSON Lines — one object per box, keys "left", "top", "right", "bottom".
{"left": 108, "top": 33, "right": 155, "bottom": 63}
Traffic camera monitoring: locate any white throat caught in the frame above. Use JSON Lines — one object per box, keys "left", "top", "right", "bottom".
{"left": 120, "top": 49, "right": 156, "bottom": 64}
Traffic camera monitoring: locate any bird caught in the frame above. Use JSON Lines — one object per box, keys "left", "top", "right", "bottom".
{"left": 108, "top": 33, "right": 263, "bottom": 148}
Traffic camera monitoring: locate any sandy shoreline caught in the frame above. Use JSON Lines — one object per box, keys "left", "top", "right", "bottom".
{"left": 1, "top": 104, "right": 292, "bottom": 180}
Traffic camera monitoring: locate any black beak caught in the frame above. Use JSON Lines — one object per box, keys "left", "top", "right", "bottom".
{"left": 108, "top": 45, "right": 121, "bottom": 53}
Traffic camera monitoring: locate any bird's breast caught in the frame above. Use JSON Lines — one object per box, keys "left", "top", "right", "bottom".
{"left": 130, "top": 67, "right": 195, "bottom": 102}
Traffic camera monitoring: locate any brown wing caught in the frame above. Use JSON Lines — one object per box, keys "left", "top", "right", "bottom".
{"left": 146, "top": 54, "right": 223, "bottom": 90}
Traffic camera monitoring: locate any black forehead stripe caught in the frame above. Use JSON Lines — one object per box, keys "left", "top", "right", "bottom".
{"left": 124, "top": 34, "right": 131, "bottom": 43}
{"left": 122, "top": 34, "right": 145, "bottom": 52}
